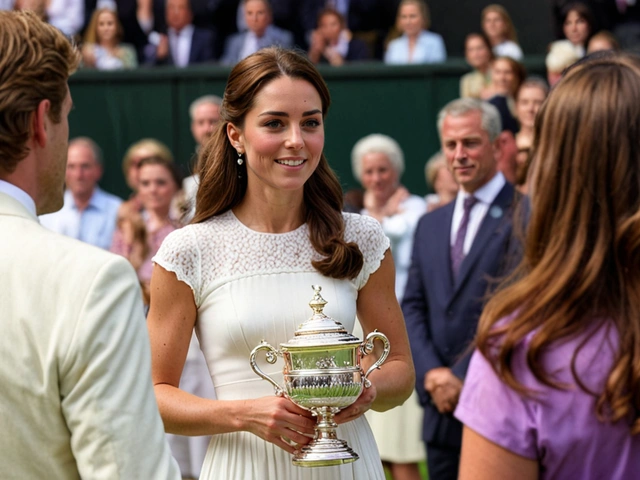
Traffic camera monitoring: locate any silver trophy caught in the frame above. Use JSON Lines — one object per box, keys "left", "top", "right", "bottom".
{"left": 249, "top": 285, "right": 390, "bottom": 467}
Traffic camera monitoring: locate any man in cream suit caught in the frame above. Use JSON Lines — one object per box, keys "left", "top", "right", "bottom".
{"left": 0, "top": 11, "right": 180, "bottom": 480}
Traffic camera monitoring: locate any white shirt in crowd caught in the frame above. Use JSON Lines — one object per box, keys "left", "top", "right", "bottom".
{"left": 169, "top": 24, "right": 194, "bottom": 67}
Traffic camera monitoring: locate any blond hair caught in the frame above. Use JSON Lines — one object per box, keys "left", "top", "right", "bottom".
{"left": 0, "top": 10, "right": 80, "bottom": 173}
{"left": 122, "top": 138, "right": 174, "bottom": 178}
{"left": 83, "top": 8, "right": 124, "bottom": 45}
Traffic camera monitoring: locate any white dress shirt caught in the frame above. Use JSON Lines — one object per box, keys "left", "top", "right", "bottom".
{"left": 169, "top": 24, "right": 194, "bottom": 67}
{"left": 450, "top": 172, "right": 506, "bottom": 255}
{"left": 0, "top": 179, "right": 36, "bottom": 217}
{"left": 239, "top": 31, "right": 260, "bottom": 61}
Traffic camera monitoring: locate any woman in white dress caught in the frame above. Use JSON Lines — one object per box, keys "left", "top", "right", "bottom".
{"left": 147, "top": 47, "right": 415, "bottom": 480}
{"left": 350, "top": 134, "right": 426, "bottom": 480}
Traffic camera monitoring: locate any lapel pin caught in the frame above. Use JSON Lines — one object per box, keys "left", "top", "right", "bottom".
{"left": 489, "top": 206, "right": 503, "bottom": 219}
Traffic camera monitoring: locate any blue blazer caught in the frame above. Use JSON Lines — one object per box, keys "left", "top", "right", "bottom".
{"left": 402, "top": 182, "right": 521, "bottom": 448}
{"left": 221, "top": 25, "right": 294, "bottom": 65}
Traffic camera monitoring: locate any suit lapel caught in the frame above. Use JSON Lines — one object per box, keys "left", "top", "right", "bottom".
{"left": 453, "top": 182, "right": 514, "bottom": 291}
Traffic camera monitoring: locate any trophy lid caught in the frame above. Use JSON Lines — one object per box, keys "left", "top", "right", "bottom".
{"left": 281, "top": 285, "right": 361, "bottom": 348}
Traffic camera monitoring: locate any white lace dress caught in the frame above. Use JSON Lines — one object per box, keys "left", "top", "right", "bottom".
{"left": 153, "top": 210, "right": 390, "bottom": 480}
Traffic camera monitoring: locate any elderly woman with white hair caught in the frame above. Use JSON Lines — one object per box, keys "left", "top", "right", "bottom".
{"left": 351, "top": 133, "right": 426, "bottom": 480}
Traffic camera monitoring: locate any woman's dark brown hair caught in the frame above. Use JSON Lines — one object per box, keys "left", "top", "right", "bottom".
{"left": 477, "top": 53, "right": 640, "bottom": 434}
{"left": 193, "top": 47, "right": 363, "bottom": 280}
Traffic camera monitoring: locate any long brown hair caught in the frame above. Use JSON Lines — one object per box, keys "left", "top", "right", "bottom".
{"left": 194, "top": 47, "right": 363, "bottom": 280}
{"left": 477, "top": 53, "right": 640, "bottom": 433}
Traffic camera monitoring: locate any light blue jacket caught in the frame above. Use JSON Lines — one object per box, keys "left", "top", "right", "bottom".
{"left": 384, "top": 30, "right": 447, "bottom": 64}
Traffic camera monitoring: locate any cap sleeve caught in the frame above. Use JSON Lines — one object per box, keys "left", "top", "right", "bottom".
{"left": 454, "top": 349, "right": 539, "bottom": 459}
{"left": 343, "top": 213, "right": 391, "bottom": 291}
{"left": 153, "top": 226, "right": 202, "bottom": 306}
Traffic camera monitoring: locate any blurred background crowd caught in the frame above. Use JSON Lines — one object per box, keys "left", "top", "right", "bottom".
{"left": 3, "top": 0, "right": 640, "bottom": 70}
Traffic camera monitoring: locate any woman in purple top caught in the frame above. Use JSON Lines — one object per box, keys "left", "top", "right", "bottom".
{"left": 454, "top": 52, "right": 640, "bottom": 479}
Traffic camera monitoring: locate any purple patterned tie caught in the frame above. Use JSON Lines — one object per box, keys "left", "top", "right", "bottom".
{"left": 451, "top": 195, "right": 478, "bottom": 279}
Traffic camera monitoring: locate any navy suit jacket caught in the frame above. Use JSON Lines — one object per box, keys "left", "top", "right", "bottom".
{"left": 147, "top": 26, "right": 216, "bottom": 66}
{"left": 402, "top": 181, "right": 521, "bottom": 448}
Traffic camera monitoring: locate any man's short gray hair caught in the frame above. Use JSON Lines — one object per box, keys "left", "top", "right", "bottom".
{"left": 350, "top": 133, "right": 405, "bottom": 183}
{"left": 437, "top": 98, "right": 502, "bottom": 142}
{"left": 69, "top": 137, "right": 103, "bottom": 166}
{"left": 189, "top": 94, "right": 223, "bottom": 121}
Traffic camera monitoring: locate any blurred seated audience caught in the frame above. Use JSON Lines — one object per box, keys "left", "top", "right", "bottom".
{"left": 299, "top": 0, "right": 398, "bottom": 59}
{"left": 308, "top": 7, "right": 370, "bottom": 65}
{"left": 460, "top": 32, "right": 494, "bottom": 99}
{"left": 424, "top": 150, "right": 457, "bottom": 212}
{"left": 145, "top": 0, "right": 215, "bottom": 66}
{"left": 481, "top": 56, "right": 526, "bottom": 130}
{"left": 120, "top": 138, "right": 174, "bottom": 213}
{"left": 111, "top": 156, "right": 182, "bottom": 297}
{"left": 82, "top": 8, "right": 138, "bottom": 70}
{"left": 481, "top": 4, "right": 523, "bottom": 60}
{"left": 587, "top": 30, "right": 620, "bottom": 53}
{"left": 546, "top": 40, "right": 580, "bottom": 86}
{"left": 548, "top": 2, "right": 595, "bottom": 58}
{"left": 514, "top": 77, "right": 549, "bottom": 193}
{"left": 40, "top": 137, "right": 122, "bottom": 250}
{"left": 221, "top": 0, "right": 293, "bottom": 65}
{"left": 384, "top": 0, "right": 446, "bottom": 65}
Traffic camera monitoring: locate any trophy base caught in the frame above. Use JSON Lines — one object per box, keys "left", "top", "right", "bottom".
{"left": 292, "top": 438, "right": 359, "bottom": 467}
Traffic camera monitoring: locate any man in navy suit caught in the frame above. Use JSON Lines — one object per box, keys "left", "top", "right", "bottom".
{"left": 146, "top": 0, "right": 216, "bottom": 66}
{"left": 403, "top": 98, "right": 522, "bottom": 480}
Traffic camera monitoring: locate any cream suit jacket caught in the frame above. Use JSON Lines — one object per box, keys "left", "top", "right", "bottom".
{"left": 0, "top": 192, "right": 180, "bottom": 479}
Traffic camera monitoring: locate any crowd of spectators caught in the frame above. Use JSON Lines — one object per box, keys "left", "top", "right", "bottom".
{"left": 3, "top": 0, "right": 640, "bottom": 72}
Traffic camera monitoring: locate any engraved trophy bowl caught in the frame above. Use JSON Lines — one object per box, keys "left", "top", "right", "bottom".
{"left": 249, "top": 285, "right": 390, "bottom": 467}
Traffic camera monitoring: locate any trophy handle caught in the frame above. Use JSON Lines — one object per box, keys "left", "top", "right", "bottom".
{"left": 360, "top": 330, "right": 391, "bottom": 388}
{"left": 249, "top": 341, "right": 285, "bottom": 397}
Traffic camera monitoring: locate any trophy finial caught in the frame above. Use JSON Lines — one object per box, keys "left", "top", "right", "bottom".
{"left": 309, "top": 285, "right": 328, "bottom": 314}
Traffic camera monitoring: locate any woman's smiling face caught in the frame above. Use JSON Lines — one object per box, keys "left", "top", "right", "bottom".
{"left": 228, "top": 76, "right": 325, "bottom": 195}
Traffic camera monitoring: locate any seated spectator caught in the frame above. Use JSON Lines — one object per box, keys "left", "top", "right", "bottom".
{"left": 221, "top": 0, "right": 293, "bottom": 65}
{"left": 308, "top": 7, "right": 370, "bottom": 65}
{"left": 40, "top": 137, "right": 122, "bottom": 250}
{"left": 460, "top": 32, "right": 494, "bottom": 99}
{"left": 514, "top": 77, "right": 549, "bottom": 193}
{"left": 481, "top": 56, "right": 526, "bottom": 126}
{"left": 587, "top": 30, "right": 621, "bottom": 54}
{"left": 82, "top": 8, "right": 138, "bottom": 70}
{"left": 481, "top": 4, "right": 523, "bottom": 60}
{"left": 145, "top": 0, "right": 216, "bottom": 67}
{"left": 424, "top": 150, "right": 457, "bottom": 212}
{"left": 549, "top": 2, "right": 595, "bottom": 59}
{"left": 546, "top": 40, "right": 580, "bottom": 87}
{"left": 384, "top": 0, "right": 446, "bottom": 65}
{"left": 111, "top": 156, "right": 182, "bottom": 296}
{"left": 120, "top": 138, "right": 174, "bottom": 213}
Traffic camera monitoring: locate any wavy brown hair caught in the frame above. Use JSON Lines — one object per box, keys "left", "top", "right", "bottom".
{"left": 193, "top": 47, "right": 363, "bottom": 279}
{"left": 0, "top": 10, "right": 79, "bottom": 173}
{"left": 477, "top": 53, "right": 640, "bottom": 434}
